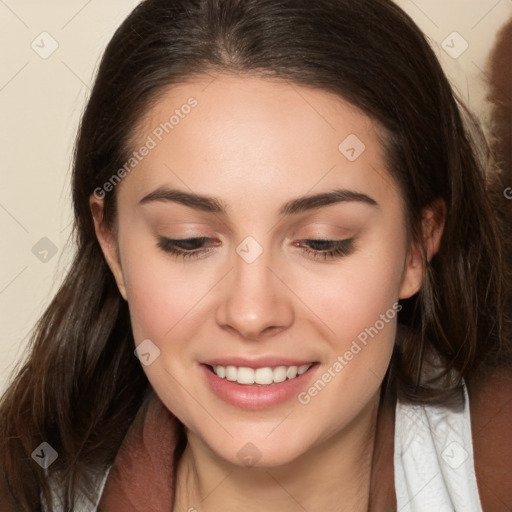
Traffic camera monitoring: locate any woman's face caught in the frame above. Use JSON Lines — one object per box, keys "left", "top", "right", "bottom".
{"left": 93, "top": 73, "right": 424, "bottom": 467}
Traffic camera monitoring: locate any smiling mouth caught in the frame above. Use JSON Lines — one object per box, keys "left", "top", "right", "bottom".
{"left": 205, "top": 363, "right": 315, "bottom": 386}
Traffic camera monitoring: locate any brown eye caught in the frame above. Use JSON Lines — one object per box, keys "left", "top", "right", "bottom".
{"left": 157, "top": 237, "right": 219, "bottom": 260}
{"left": 298, "top": 239, "right": 354, "bottom": 261}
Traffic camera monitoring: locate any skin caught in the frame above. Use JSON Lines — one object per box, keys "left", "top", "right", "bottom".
{"left": 91, "top": 74, "right": 444, "bottom": 511}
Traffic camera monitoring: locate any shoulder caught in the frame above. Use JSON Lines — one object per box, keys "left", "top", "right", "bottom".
{"left": 466, "top": 367, "right": 512, "bottom": 511}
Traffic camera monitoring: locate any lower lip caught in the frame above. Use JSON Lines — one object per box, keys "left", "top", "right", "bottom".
{"left": 200, "top": 364, "right": 319, "bottom": 409}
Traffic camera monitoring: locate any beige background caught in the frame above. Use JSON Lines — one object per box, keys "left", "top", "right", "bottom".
{"left": 1, "top": 0, "right": 511, "bottom": 393}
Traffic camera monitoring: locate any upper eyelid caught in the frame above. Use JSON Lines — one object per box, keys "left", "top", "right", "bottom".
{"left": 160, "top": 235, "right": 348, "bottom": 240}
{"left": 160, "top": 236, "right": 346, "bottom": 241}
{"left": 159, "top": 236, "right": 350, "bottom": 249}
{"left": 153, "top": 219, "right": 356, "bottom": 237}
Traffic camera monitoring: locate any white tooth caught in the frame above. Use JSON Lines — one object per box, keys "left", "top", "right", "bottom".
{"left": 225, "top": 365, "right": 237, "bottom": 381}
{"left": 216, "top": 364, "right": 309, "bottom": 384}
{"left": 286, "top": 366, "right": 298, "bottom": 379}
{"left": 297, "top": 364, "right": 311, "bottom": 375}
{"left": 273, "top": 366, "right": 287, "bottom": 383}
{"left": 254, "top": 367, "right": 274, "bottom": 385}
{"left": 237, "top": 367, "right": 255, "bottom": 384}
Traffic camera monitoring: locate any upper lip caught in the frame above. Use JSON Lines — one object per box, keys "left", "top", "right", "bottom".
{"left": 202, "top": 357, "right": 316, "bottom": 369}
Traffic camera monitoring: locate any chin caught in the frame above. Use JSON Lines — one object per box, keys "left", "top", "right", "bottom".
{"left": 200, "top": 426, "right": 319, "bottom": 469}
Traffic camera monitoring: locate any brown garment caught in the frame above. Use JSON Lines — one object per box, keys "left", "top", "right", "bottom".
{"left": 98, "top": 371, "right": 512, "bottom": 512}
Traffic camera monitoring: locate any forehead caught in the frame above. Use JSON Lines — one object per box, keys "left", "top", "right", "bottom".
{"left": 123, "top": 73, "right": 399, "bottom": 212}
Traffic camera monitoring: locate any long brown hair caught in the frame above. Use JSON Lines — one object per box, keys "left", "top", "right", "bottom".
{"left": 1, "top": 0, "right": 509, "bottom": 509}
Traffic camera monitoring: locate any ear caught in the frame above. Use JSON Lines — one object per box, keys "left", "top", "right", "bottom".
{"left": 399, "top": 199, "right": 446, "bottom": 299}
{"left": 89, "top": 195, "right": 128, "bottom": 300}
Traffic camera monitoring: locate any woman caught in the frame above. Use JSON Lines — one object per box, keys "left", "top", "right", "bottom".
{"left": 1, "top": 0, "right": 511, "bottom": 510}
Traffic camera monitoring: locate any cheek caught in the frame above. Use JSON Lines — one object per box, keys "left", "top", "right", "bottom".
{"left": 121, "top": 253, "right": 208, "bottom": 415}
{"left": 290, "top": 237, "right": 404, "bottom": 415}
{"left": 299, "top": 238, "right": 405, "bottom": 345}
{"left": 120, "top": 244, "right": 203, "bottom": 344}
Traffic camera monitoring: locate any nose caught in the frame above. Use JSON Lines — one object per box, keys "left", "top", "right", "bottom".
{"left": 215, "top": 246, "right": 295, "bottom": 340}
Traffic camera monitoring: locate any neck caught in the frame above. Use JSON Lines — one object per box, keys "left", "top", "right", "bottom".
{"left": 174, "top": 391, "right": 381, "bottom": 512}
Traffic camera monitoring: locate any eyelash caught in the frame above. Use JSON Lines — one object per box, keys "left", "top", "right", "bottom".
{"left": 157, "top": 237, "right": 354, "bottom": 261}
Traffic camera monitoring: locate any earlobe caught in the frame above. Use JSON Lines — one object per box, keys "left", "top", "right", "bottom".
{"left": 399, "top": 199, "right": 446, "bottom": 299}
{"left": 89, "top": 195, "right": 128, "bottom": 300}
{"left": 398, "top": 243, "right": 425, "bottom": 299}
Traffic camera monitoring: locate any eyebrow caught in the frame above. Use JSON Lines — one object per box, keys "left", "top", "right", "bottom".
{"left": 139, "top": 187, "right": 378, "bottom": 216}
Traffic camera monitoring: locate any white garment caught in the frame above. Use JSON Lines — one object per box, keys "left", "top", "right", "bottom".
{"left": 48, "top": 381, "right": 483, "bottom": 511}
{"left": 45, "top": 467, "right": 109, "bottom": 512}
{"left": 394, "top": 380, "right": 483, "bottom": 511}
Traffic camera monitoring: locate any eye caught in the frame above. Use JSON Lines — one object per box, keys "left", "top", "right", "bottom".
{"left": 157, "top": 237, "right": 219, "bottom": 260}
{"left": 297, "top": 239, "right": 354, "bottom": 261}
{"left": 157, "top": 236, "right": 354, "bottom": 262}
